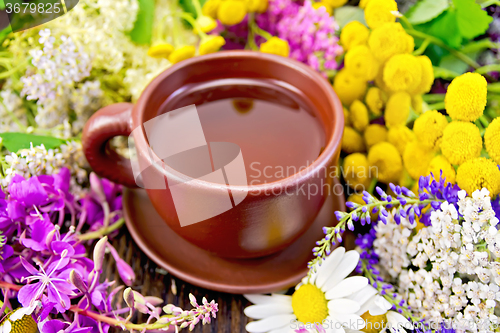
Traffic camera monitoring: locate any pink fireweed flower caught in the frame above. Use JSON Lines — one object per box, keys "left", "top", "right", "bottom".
{"left": 18, "top": 254, "right": 75, "bottom": 313}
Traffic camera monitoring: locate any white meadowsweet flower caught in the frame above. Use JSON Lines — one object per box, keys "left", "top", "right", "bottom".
{"left": 244, "top": 247, "right": 368, "bottom": 333}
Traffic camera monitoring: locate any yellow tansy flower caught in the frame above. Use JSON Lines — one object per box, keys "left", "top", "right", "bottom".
{"left": 456, "top": 157, "right": 500, "bottom": 196}
{"left": 365, "top": 87, "right": 385, "bottom": 116}
{"left": 333, "top": 68, "right": 367, "bottom": 106}
{"left": 344, "top": 107, "right": 351, "bottom": 127}
{"left": 403, "top": 141, "right": 434, "bottom": 180}
{"left": 384, "top": 92, "right": 411, "bottom": 128}
{"left": 409, "top": 56, "right": 434, "bottom": 95}
{"left": 340, "top": 21, "right": 370, "bottom": 51}
{"left": 260, "top": 37, "right": 290, "bottom": 57}
{"left": 388, "top": 125, "right": 416, "bottom": 155}
{"left": 359, "top": 0, "right": 372, "bottom": 8}
{"left": 247, "top": 0, "right": 268, "bottom": 13}
{"left": 364, "top": 0, "right": 398, "bottom": 29}
{"left": 485, "top": 117, "right": 500, "bottom": 164}
{"left": 199, "top": 36, "right": 226, "bottom": 55}
{"left": 348, "top": 193, "right": 365, "bottom": 205}
{"left": 364, "top": 124, "right": 388, "bottom": 149}
{"left": 368, "top": 142, "right": 403, "bottom": 184}
{"left": 147, "top": 43, "right": 174, "bottom": 58}
{"left": 217, "top": 0, "right": 247, "bottom": 25}
{"left": 412, "top": 94, "right": 424, "bottom": 114}
{"left": 195, "top": 15, "right": 218, "bottom": 33}
{"left": 343, "top": 153, "right": 372, "bottom": 189}
{"left": 312, "top": 1, "right": 332, "bottom": 14}
{"left": 344, "top": 45, "right": 380, "bottom": 81}
{"left": 342, "top": 127, "right": 366, "bottom": 153}
{"left": 413, "top": 110, "right": 448, "bottom": 150}
{"left": 441, "top": 121, "right": 482, "bottom": 165}
{"left": 323, "top": 0, "right": 348, "bottom": 8}
{"left": 427, "top": 155, "right": 456, "bottom": 184}
{"left": 168, "top": 45, "right": 196, "bottom": 64}
{"left": 368, "top": 23, "right": 414, "bottom": 62}
{"left": 202, "top": 0, "right": 221, "bottom": 18}
{"left": 445, "top": 72, "right": 487, "bottom": 122}
{"left": 383, "top": 54, "right": 422, "bottom": 93}
{"left": 350, "top": 100, "right": 370, "bottom": 132}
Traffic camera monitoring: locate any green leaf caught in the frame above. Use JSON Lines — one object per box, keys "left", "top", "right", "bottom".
{"left": 0, "top": 133, "right": 65, "bottom": 152}
{"left": 433, "top": 66, "right": 461, "bottom": 80}
{"left": 423, "top": 10, "right": 463, "bottom": 48}
{"left": 405, "top": 0, "right": 449, "bottom": 25}
{"left": 0, "top": 0, "right": 5, "bottom": 10}
{"left": 129, "top": 0, "right": 155, "bottom": 45}
{"left": 334, "top": 6, "right": 367, "bottom": 29}
{"left": 438, "top": 49, "right": 480, "bottom": 75}
{"left": 178, "top": 0, "right": 207, "bottom": 18}
{"left": 453, "top": 0, "right": 493, "bottom": 39}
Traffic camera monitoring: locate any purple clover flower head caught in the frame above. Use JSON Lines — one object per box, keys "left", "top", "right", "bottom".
{"left": 256, "top": 0, "right": 342, "bottom": 74}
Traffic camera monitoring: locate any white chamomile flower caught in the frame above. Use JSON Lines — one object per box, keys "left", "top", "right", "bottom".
{"left": 0, "top": 303, "right": 38, "bottom": 333}
{"left": 244, "top": 247, "right": 368, "bottom": 333}
{"left": 346, "top": 285, "right": 413, "bottom": 333}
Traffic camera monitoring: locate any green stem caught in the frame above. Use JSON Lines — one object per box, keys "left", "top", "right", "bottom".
{"left": 479, "top": 115, "right": 490, "bottom": 128}
{"left": 422, "top": 93, "right": 445, "bottom": 103}
{"left": 406, "top": 29, "right": 481, "bottom": 70}
{"left": 481, "top": 0, "right": 500, "bottom": 7}
{"left": 427, "top": 101, "right": 445, "bottom": 110}
{"left": 367, "top": 177, "right": 377, "bottom": 194}
{"left": 246, "top": 13, "right": 259, "bottom": 50}
{"left": 178, "top": 12, "right": 207, "bottom": 39}
{"left": 78, "top": 218, "right": 125, "bottom": 241}
{"left": 461, "top": 39, "right": 500, "bottom": 53}
{"left": 249, "top": 14, "right": 273, "bottom": 40}
{"left": 0, "top": 59, "right": 29, "bottom": 79}
{"left": 191, "top": 0, "right": 203, "bottom": 17}
{"left": 412, "top": 38, "right": 430, "bottom": 56}
{"left": 476, "top": 64, "right": 500, "bottom": 75}
{"left": 0, "top": 98, "right": 26, "bottom": 131}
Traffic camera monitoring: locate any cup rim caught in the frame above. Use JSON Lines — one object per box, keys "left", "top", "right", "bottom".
{"left": 133, "top": 50, "right": 344, "bottom": 192}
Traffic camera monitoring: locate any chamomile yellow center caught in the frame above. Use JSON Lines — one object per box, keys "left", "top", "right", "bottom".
{"left": 291, "top": 284, "right": 328, "bottom": 324}
{"left": 0, "top": 310, "right": 37, "bottom": 333}
{"left": 361, "top": 311, "right": 388, "bottom": 333}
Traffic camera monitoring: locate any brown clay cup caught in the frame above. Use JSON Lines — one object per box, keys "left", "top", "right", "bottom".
{"left": 82, "top": 51, "right": 344, "bottom": 259}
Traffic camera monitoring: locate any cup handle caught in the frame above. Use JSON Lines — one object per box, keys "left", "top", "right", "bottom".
{"left": 82, "top": 103, "right": 138, "bottom": 188}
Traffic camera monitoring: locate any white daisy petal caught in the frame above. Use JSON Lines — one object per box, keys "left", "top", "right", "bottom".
{"left": 315, "top": 247, "right": 346, "bottom": 289}
{"left": 387, "top": 311, "right": 412, "bottom": 329}
{"left": 323, "top": 318, "right": 346, "bottom": 333}
{"left": 244, "top": 303, "right": 293, "bottom": 319}
{"left": 324, "top": 276, "right": 368, "bottom": 299}
{"left": 348, "top": 285, "right": 378, "bottom": 305}
{"left": 370, "top": 296, "right": 392, "bottom": 316}
{"left": 327, "top": 298, "right": 360, "bottom": 314}
{"left": 244, "top": 294, "right": 290, "bottom": 305}
{"left": 246, "top": 314, "right": 297, "bottom": 333}
{"left": 331, "top": 313, "right": 365, "bottom": 330}
{"left": 269, "top": 326, "right": 296, "bottom": 333}
{"left": 321, "top": 251, "right": 360, "bottom": 292}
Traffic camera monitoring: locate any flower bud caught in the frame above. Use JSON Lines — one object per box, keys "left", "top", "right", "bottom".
{"left": 90, "top": 172, "right": 106, "bottom": 203}
{"left": 69, "top": 270, "right": 88, "bottom": 293}
{"left": 189, "top": 294, "right": 198, "bottom": 307}
{"left": 123, "top": 287, "right": 134, "bottom": 309}
{"left": 116, "top": 258, "right": 135, "bottom": 286}
{"left": 93, "top": 236, "right": 108, "bottom": 272}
